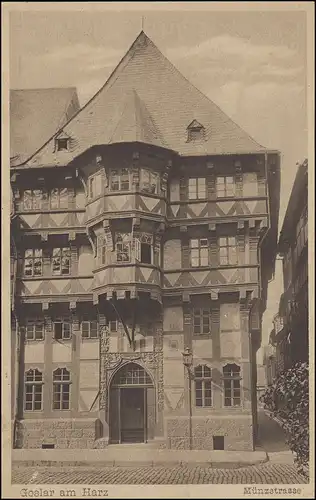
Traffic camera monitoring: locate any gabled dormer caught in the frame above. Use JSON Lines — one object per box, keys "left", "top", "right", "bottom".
{"left": 187, "top": 120, "right": 205, "bottom": 142}
{"left": 55, "top": 130, "right": 71, "bottom": 152}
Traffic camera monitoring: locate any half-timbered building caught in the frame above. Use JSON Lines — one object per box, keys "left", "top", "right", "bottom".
{"left": 10, "top": 31, "right": 280, "bottom": 450}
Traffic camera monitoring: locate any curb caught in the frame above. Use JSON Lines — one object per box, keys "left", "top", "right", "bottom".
{"left": 13, "top": 456, "right": 269, "bottom": 469}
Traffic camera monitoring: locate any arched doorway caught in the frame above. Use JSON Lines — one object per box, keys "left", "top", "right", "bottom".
{"left": 109, "top": 363, "right": 155, "bottom": 444}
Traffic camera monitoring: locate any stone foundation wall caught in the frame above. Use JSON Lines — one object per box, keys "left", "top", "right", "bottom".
{"left": 166, "top": 415, "right": 253, "bottom": 451}
{"left": 15, "top": 418, "right": 103, "bottom": 449}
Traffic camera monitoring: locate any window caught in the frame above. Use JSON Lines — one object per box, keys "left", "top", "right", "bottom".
{"left": 53, "top": 368, "right": 71, "bottom": 410}
{"left": 216, "top": 176, "right": 235, "bottom": 198}
{"left": 25, "top": 320, "right": 44, "bottom": 341}
{"left": 56, "top": 138, "right": 69, "bottom": 151}
{"left": 116, "top": 233, "right": 131, "bottom": 263}
{"left": 223, "top": 364, "right": 241, "bottom": 407}
{"left": 112, "top": 363, "right": 152, "bottom": 386}
{"left": 187, "top": 121, "right": 205, "bottom": 142}
{"left": 109, "top": 320, "right": 118, "bottom": 332}
{"left": 97, "top": 235, "right": 107, "bottom": 266}
{"left": 110, "top": 168, "right": 130, "bottom": 191}
{"left": 135, "top": 234, "right": 153, "bottom": 264}
{"left": 295, "top": 212, "right": 307, "bottom": 259}
{"left": 24, "top": 249, "right": 43, "bottom": 277}
{"left": 194, "top": 365, "right": 212, "bottom": 407}
{"left": 88, "top": 172, "right": 102, "bottom": 199}
{"left": 188, "top": 178, "right": 206, "bottom": 200}
{"left": 219, "top": 237, "right": 238, "bottom": 266}
{"left": 24, "top": 369, "right": 43, "bottom": 411}
{"left": 23, "top": 189, "right": 45, "bottom": 211}
{"left": 190, "top": 238, "right": 209, "bottom": 267}
{"left": 140, "top": 169, "right": 159, "bottom": 194}
{"left": 54, "top": 321, "right": 71, "bottom": 340}
{"left": 52, "top": 248, "right": 71, "bottom": 275}
{"left": 242, "top": 173, "right": 258, "bottom": 197}
{"left": 81, "top": 320, "right": 98, "bottom": 339}
{"left": 193, "top": 309, "right": 211, "bottom": 335}
{"left": 50, "top": 188, "right": 69, "bottom": 209}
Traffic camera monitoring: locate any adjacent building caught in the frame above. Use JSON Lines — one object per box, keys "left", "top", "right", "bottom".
{"left": 270, "top": 159, "right": 308, "bottom": 373}
{"left": 10, "top": 31, "right": 280, "bottom": 451}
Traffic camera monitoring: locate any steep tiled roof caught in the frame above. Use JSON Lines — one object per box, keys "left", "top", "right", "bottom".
{"left": 10, "top": 87, "right": 80, "bottom": 166}
{"left": 19, "top": 32, "right": 267, "bottom": 169}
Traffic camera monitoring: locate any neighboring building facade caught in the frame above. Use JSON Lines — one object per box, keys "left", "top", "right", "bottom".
{"left": 10, "top": 31, "right": 280, "bottom": 451}
{"left": 262, "top": 344, "right": 277, "bottom": 387}
{"left": 270, "top": 159, "right": 308, "bottom": 373}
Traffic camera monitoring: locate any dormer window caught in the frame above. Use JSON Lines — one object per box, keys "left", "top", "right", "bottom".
{"left": 187, "top": 120, "right": 205, "bottom": 142}
{"left": 56, "top": 138, "right": 69, "bottom": 151}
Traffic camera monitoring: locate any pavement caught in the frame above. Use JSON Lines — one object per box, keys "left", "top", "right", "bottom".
{"left": 11, "top": 411, "right": 308, "bottom": 485}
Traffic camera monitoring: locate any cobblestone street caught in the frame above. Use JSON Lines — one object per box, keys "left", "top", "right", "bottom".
{"left": 12, "top": 464, "right": 308, "bottom": 485}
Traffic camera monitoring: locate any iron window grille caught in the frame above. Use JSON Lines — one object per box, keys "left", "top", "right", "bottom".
{"left": 24, "top": 368, "right": 43, "bottom": 411}
{"left": 194, "top": 365, "right": 212, "bottom": 407}
{"left": 223, "top": 364, "right": 241, "bottom": 407}
{"left": 53, "top": 368, "right": 71, "bottom": 410}
{"left": 24, "top": 249, "right": 43, "bottom": 277}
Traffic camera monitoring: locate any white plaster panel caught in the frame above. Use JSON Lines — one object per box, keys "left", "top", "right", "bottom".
{"left": 163, "top": 334, "right": 184, "bottom": 357}
{"left": 163, "top": 240, "right": 181, "bottom": 270}
{"left": 80, "top": 341, "right": 99, "bottom": 360}
{"left": 163, "top": 359, "right": 185, "bottom": 386}
{"left": 220, "top": 330, "right": 242, "bottom": 358}
{"left": 192, "top": 338, "right": 213, "bottom": 360}
{"left": 24, "top": 343, "right": 45, "bottom": 364}
{"left": 76, "top": 191, "right": 86, "bottom": 209}
{"left": 109, "top": 336, "right": 118, "bottom": 352}
{"left": 78, "top": 246, "right": 94, "bottom": 274}
{"left": 52, "top": 342, "right": 72, "bottom": 363}
{"left": 169, "top": 179, "right": 180, "bottom": 202}
{"left": 79, "top": 389, "right": 98, "bottom": 412}
{"left": 79, "top": 361, "right": 99, "bottom": 389}
{"left": 163, "top": 306, "right": 183, "bottom": 331}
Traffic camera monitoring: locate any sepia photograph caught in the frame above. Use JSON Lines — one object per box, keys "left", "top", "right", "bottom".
{"left": 2, "top": 2, "right": 314, "bottom": 498}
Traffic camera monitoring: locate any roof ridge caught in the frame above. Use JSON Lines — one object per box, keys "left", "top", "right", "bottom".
{"left": 144, "top": 33, "right": 265, "bottom": 149}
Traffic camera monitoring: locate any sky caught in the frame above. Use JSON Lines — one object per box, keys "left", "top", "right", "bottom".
{"left": 9, "top": 7, "right": 308, "bottom": 361}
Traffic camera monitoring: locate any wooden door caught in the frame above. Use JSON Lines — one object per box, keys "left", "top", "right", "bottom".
{"left": 146, "top": 386, "right": 155, "bottom": 441}
{"left": 109, "top": 387, "right": 120, "bottom": 444}
{"left": 120, "top": 388, "right": 145, "bottom": 443}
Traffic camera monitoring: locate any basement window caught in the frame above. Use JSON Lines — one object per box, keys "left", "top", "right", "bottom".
{"left": 213, "top": 436, "right": 224, "bottom": 450}
{"left": 42, "top": 443, "right": 55, "bottom": 449}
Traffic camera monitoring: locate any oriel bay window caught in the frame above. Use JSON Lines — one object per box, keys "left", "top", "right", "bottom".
{"left": 219, "top": 237, "right": 238, "bottom": 266}
{"left": 52, "top": 247, "right": 71, "bottom": 275}
{"left": 190, "top": 238, "right": 209, "bottom": 267}
{"left": 188, "top": 178, "right": 206, "bottom": 200}
{"left": 53, "top": 368, "right": 71, "bottom": 410}
{"left": 193, "top": 308, "right": 211, "bottom": 335}
{"left": 195, "top": 365, "right": 212, "bottom": 407}
{"left": 140, "top": 168, "right": 159, "bottom": 194}
{"left": 24, "top": 369, "right": 43, "bottom": 411}
{"left": 216, "top": 176, "right": 235, "bottom": 198}
{"left": 50, "top": 187, "right": 69, "bottom": 209}
{"left": 110, "top": 168, "right": 130, "bottom": 191}
{"left": 24, "top": 249, "right": 43, "bottom": 276}
{"left": 223, "top": 364, "right": 241, "bottom": 407}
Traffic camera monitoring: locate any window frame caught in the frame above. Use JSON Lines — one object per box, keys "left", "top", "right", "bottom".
{"left": 24, "top": 368, "right": 43, "bottom": 411}
{"left": 88, "top": 171, "right": 103, "bottom": 200}
{"left": 24, "top": 248, "right": 43, "bottom": 277}
{"left": 110, "top": 168, "right": 130, "bottom": 192}
{"left": 50, "top": 187, "right": 69, "bottom": 210}
{"left": 194, "top": 365, "right": 212, "bottom": 407}
{"left": 188, "top": 177, "right": 206, "bottom": 200}
{"left": 193, "top": 308, "right": 211, "bottom": 335}
{"left": 97, "top": 235, "right": 107, "bottom": 267}
{"left": 56, "top": 138, "right": 69, "bottom": 152}
{"left": 53, "top": 321, "right": 71, "bottom": 341}
{"left": 51, "top": 247, "right": 71, "bottom": 276}
{"left": 23, "top": 189, "right": 45, "bottom": 211}
{"left": 223, "top": 364, "right": 241, "bottom": 407}
{"left": 219, "top": 236, "right": 238, "bottom": 266}
{"left": 115, "top": 233, "right": 131, "bottom": 263}
{"left": 25, "top": 320, "right": 45, "bottom": 341}
{"left": 189, "top": 238, "right": 209, "bottom": 267}
{"left": 53, "top": 368, "right": 71, "bottom": 410}
{"left": 139, "top": 168, "right": 159, "bottom": 195}
{"left": 81, "top": 320, "right": 98, "bottom": 339}
{"left": 216, "top": 176, "right": 235, "bottom": 198}
{"left": 136, "top": 233, "right": 153, "bottom": 265}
